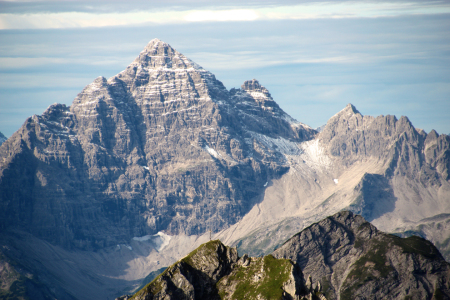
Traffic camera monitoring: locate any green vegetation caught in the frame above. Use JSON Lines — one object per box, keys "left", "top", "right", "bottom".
{"left": 320, "top": 276, "right": 332, "bottom": 299}
{"left": 131, "top": 260, "right": 173, "bottom": 299}
{"left": 0, "top": 275, "right": 28, "bottom": 300}
{"left": 391, "top": 235, "right": 441, "bottom": 259}
{"left": 354, "top": 238, "right": 364, "bottom": 249}
{"left": 341, "top": 237, "right": 394, "bottom": 299}
{"left": 0, "top": 253, "right": 53, "bottom": 300}
{"left": 434, "top": 288, "right": 445, "bottom": 300}
{"left": 342, "top": 233, "right": 443, "bottom": 299}
{"left": 217, "top": 254, "right": 293, "bottom": 300}
{"left": 133, "top": 267, "right": 167, "bottom": 293}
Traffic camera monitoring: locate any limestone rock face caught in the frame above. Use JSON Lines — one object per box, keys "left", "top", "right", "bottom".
{"left": 320, "top": 103, "right": 450, "bottom": 181}
{"left": 272, "top": 211, "right": 450, "bottom": 300}
{"left": 0, "top": 39, "right": 315, "bottom": 250}
{"left": 1, "top": 38, "right": 450, "bottom": 300}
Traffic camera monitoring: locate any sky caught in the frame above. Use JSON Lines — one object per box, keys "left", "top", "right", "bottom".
{"left": 0, "top": 0, "right": 449, "bottom": 137}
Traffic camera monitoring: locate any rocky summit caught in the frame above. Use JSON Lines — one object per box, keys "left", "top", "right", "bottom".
{"left": 130, "top": 240, "right": 317, "bottom": 300}
{"left": 273, "top": 211, "right": 450, "bottom": 300}
{"left": 0, "top": 39, "right": 449, "bottom": 299}
{"left": 0, "top": 38, "right": 315, "bottom": 250}
{"left": 127, "top": 212, "right": 450, "bottom": 300}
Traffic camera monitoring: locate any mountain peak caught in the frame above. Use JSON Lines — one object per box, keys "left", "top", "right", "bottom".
{"left": 330, "top": 103, "right": 362, "bottom": 120}
{"left": 131, "top": 38, "right": 202, "bottom": 71}
{"left": 345, "top": 103, "right": 361, "bottom": 115}
{"left": 241, "top": 79, "right": 262, "bottom": 91}
{"left": 142, "top": 38, "right": 170, "bottom": 52}
{"left": 137, "top": 38, "right": 177, "bottom": 60}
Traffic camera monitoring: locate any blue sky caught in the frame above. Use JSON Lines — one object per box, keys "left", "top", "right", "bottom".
{"left": 0, "top": 0, "right": 449, "bottom": 137}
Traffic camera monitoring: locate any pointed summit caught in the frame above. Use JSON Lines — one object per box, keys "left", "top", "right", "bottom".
{"left": 241, "top": 79, "right": 263, "bottom": 91}
{"left": 329, "top": 103, "right": 362, "bottom": 121}
{"left": 341, "top": 103, "right": 361, "bottom": 116}
{"left": 141, "top": 38, "right": 174, "bottom": 56}
{"left": 131, "top": 38, "right": 202, "bottom": 71}
{"left": 346, "top": 103, "right": 361, "bottom": 115}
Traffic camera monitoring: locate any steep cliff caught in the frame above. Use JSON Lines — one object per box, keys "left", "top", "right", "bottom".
{"left": 130, "top": 212, "right": 450, "bottom": 300}
{"left": 273, "top": 211, "right": 450, "bottom": 300}
{"left": 130, "top": 240, "right": 315, "bottom": 300}
{"left": 1, "top": 39, "right": 449, "bottom": 300}
{"left": 0, "top": 39, "right": 315, "bottom": 250}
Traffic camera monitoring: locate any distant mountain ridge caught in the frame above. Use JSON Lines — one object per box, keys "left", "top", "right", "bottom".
{"left": 0, "top": 39, "right": 449, "bottom": 299}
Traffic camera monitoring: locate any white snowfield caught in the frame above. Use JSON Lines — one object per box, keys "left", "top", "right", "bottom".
{"left": 132, "top": 231, "right": 171, "bottom": 252}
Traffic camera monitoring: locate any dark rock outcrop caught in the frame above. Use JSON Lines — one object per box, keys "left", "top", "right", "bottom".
{"left": 131, "top": 212, "right": 450, "bottom": 300}
{"left": 273, "top": 211, "right": 450, "bottom": 300}
{"left": 0, "top": 131, "right": 6, "bottom": 146}
{"left": 131, "top": 240, "right": 314, "bottom": 300}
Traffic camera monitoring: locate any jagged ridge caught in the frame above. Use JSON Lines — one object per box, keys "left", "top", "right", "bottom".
{"left": 0, "top": 39, "right": 315, "bottom": 250}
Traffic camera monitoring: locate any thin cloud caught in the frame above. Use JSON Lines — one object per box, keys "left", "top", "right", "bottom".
{"left": 184, "top": 9, "right": 259, "bottom": 22}
{"left": 1, "top": 1, "right": 450, "bottom": 29}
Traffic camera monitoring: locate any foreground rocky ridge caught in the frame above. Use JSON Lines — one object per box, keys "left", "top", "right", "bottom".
{"left": 130, "top": 240, "right": 319, "bottom": 300}
{"left": 273, "top": 211, "right": 450, "bottom": 299}
{"left": 128, "top": 211, "right": 450, "bottom": 300}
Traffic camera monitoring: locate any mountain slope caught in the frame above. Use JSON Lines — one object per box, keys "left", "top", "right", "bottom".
{"left": 130, "top": 240, "right": 314, "bottom": 300}
{"left": 130, "top": 212, "right": 450, "bottom": 300}
{"left": 0, "top": 39, "right": 449, "bottom": 299}
{"left": 217, "top": 104, "right": 450, "bottom": 259}
{"left": 0, "top": 39, "right": 315, "bottom": 250}
{"left": 273, "top": 211, "right": 450, "bottom": 300}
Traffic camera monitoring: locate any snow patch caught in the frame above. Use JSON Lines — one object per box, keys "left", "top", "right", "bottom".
{"left": 133, "top": 231, "right": 171, "bottom": 252}
{"left": 154, "top": 232, "right": 171, "bottom": 251}
{"left": 250, "top": 91, "right": 269, "bottom": 99}
{"left": 204, "top": 145, "right": 222, "bottom": 159}
{"left": 143, "top": 166, "right": 150, "bottom": 171}
{"left": 299, "top": 139, "right": 332, "bottom": 169}
{"left": 251, "top": 132, "right": 301, "bottom": 156}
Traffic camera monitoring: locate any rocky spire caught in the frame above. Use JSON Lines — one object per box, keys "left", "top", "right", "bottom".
{"left": 131, "top": 38, "right": 202, "bottom": 71}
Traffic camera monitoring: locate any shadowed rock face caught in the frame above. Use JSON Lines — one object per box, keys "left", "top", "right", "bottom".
{"left": 0, "top": 132, "right": 6, "bottom": 146}
{"left": 272, "top": 211, "right": 450, "bottom": 300}
{"left": 131, "top": 212, "right": 449, "bottom": 300}
{"left": 0, "top": 39, "right": 316, "bottom": 250}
